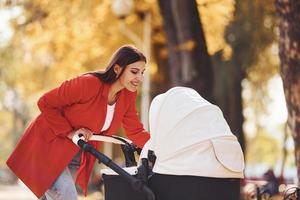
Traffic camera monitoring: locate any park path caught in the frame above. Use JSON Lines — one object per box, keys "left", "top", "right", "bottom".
{"left": 0, "top": 183, "right": 103, "bottom": 200}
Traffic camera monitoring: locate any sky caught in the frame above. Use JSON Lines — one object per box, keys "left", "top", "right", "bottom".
{"left": 267, "top": 75, "right": 288, "bottom": 125}
{"left": 0, "top": 6, "right": 22, "bottom": 47}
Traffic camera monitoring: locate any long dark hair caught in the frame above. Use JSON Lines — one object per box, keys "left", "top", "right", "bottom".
{"left": 90, "top": 45, "right": 146, "bottom": 84}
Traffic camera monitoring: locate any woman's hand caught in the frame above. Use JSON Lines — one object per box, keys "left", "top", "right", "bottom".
{"left": 67, "top": 128, "right": 94, "bottom": 141}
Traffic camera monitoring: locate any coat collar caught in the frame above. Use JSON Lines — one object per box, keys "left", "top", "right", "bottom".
{"left": 101, "top": 82, "right": 125, "bottom": 103}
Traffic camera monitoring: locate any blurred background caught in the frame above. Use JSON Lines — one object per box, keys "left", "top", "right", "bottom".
{"left": 0, "top": 0, "right": 299, "bottom": 199}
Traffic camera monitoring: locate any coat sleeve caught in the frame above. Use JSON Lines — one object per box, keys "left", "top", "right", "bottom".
{"left": 37, "top": 75, "right": 101, "bottom": 137}
{"left": 122, "top": 92, "right": 150, "bottom": 148}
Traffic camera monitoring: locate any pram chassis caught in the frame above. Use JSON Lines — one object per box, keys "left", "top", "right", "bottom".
{"left": 72, "top": 134, "right": 155, "bottom": 200}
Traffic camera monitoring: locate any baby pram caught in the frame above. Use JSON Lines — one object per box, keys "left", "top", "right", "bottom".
{"left": 72, "top": 134, "right": 154, "bottom": 200}
{"left": 139, "top": 87, "right": 245, "bottom": 200}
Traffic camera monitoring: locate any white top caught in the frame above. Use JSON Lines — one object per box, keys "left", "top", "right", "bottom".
{"left": 101, "top": 103, "right": 116, "bottom": 131}
{"left": 140, "top": 87, "right": 245, "bottom": 178}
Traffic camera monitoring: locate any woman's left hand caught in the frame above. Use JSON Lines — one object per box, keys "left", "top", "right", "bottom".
{"left": 73, "top": 128, "right": 94, "bottom": 141}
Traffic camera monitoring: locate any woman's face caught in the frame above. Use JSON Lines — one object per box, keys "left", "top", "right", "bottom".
{"left": 117, "top": 61, "right": 146, "bottom": 92}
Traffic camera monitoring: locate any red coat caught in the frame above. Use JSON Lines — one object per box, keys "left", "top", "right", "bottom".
{"left": 6, "top": 74, "right": 150, "bottom": 198}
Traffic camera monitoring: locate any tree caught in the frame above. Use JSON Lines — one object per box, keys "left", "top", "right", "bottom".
{"left": 213, "top": 0, "right": 277, "bottom": 151}
{"left": 157, "top": 0, "right": 214, "bottom": 101}
{"left": 275, "top": 0, "right": 300, "bottom": 185}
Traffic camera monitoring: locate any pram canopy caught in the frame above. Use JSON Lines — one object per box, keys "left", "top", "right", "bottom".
{"left": 141, "top": 87, "right": 244, "bottom": 178}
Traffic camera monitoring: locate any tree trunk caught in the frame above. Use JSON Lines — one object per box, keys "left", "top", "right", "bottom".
{"left": 151, "top": 43, "right": 172, "bottom": 97}
{"left": 157, "top": 0, "right": 181, "bottom": 86}
{"left": 228, "top": 65, "right": 245, "bottom": 152}
{"left": 275, "top": 0, "right": 300, "bottom": 185}
{"left": 158, "top": 0, "right": 214, "bottom": 100}
{"left": 212, "top": 53, "right": 246, "bottom": 152}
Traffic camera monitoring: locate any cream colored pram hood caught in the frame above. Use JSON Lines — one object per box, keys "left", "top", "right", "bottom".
{"left": 141, "top": 87, "right": 244, "bottom": 178}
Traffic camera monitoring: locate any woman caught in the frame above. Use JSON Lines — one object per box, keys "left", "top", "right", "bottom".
{"left": 6, "top": 45, "right": 150, "bottom": 199}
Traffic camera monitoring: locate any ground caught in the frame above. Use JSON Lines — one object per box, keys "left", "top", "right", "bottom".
{"left": 0, "top": 184, "right": 103, "bottom": 200}
{"left": 0, "top": 183, "right": 288, "bottom": 200}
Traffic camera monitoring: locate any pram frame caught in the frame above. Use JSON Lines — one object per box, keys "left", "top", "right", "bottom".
{"left": 72, "top": 134, "right": 155, "bottom": 200}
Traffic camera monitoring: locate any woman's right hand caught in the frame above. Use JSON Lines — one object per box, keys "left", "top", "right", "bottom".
{"left": 67, "top": 128, "right": 94, "bottom": 141}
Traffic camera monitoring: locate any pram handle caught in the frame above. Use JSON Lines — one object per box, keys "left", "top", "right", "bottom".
{"left": 73, "top": 134, "right": 138, "bottom": 167}
{"left": 72, "top": 133, "right": 133, "bottom": 145}
{"left": 72, "top": 134, "right": 155, "bottom": 200}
